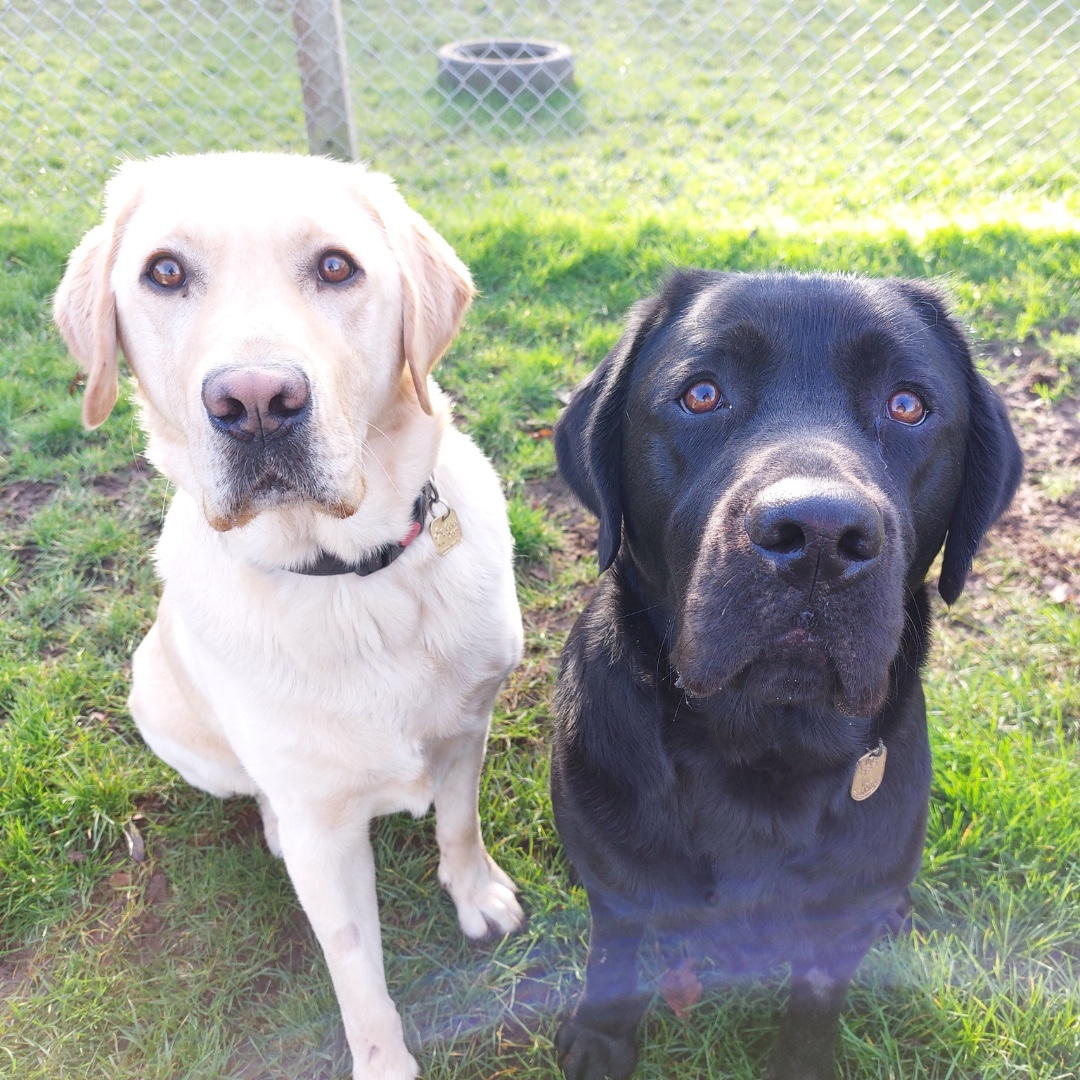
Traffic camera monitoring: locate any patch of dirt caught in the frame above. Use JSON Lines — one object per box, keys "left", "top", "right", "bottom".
{"left": 11, "top": 542, "right": 40, "bottom": 567}
{"left": 90, "top": 456, "right": 153, "bottom": 499}
{"left": 0, "top": 945, "right": 37, "bottom": 1008}
{"left": 131, "top": 869, "right": 171, "bottom": 962}
{"left": 272, "top": 907, "right": 317, "bottom": 976}
{"left": 0, "top": 456, "right": 154, "bottom": 527}
{"left": 523, "top": 475, "right": 600, "bottom": 564}
{"left": 221, "top": 798, "right": 268, "bottom": 847}
{"left": 521, "top": 474, "right": 599, "bottom": 639}
{"left": 0, "top": 480, "right": 57, "bottom": 521}
{"left": 968, "top": 344, "right": 1080, "bottom": 608}
{"left": 498, "top": 476, "right": 600, "bottom": 726}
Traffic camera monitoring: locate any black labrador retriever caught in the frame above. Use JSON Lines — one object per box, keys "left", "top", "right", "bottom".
{"left": 551, "top": 271, "right": 1022, "bottom": 1080}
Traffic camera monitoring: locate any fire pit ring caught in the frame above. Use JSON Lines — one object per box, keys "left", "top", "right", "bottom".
{"left": 437, "top": 39, "right": 575, "bottom": 96}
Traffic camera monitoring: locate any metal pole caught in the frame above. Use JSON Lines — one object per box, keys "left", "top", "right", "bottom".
{"left": 292, "top": 0, "right": 357, "bottom": 160}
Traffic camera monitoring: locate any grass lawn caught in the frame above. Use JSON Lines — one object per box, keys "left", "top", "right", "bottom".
{"left": 1, "top": 210, "right": 1079, "bottom": 1079}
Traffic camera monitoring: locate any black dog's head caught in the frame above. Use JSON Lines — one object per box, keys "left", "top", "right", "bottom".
{"left": 556, "top": 272, "right": 1020, "bottom": 742}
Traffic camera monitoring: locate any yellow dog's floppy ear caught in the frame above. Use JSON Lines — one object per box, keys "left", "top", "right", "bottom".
{"left": 359, "top": 171, "right": 475, "bottom": 414}
{"left": 53, "top": 173, "right": 142, "bottom": 430}
{"left": 54, "top": 224, "right": 118, "bottom": 429}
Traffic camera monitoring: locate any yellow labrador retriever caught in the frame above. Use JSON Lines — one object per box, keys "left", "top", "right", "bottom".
{"left": 54, "top": 152, "right": 525, "bottom": 1079}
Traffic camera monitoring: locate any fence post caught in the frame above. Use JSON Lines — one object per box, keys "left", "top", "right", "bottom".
{"left": 292, "top": 0, "right": 357, "bottom": 160}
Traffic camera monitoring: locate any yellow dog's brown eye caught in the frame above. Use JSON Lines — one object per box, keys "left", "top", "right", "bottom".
{"left": 317, "top": 250, "right": 357, "bottom": 284}
{"left": 148, "top": 254, "right": 186, "bottom": 288}
{"left": 886, "top": 390, "right": 927, "bottom": 425}
{"left": 682, "top": 380, "right": 724, "bottom": 414}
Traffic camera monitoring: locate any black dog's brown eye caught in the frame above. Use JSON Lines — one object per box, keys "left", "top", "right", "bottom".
{"left": 886, "top": 390, "right": 926, "bottom": 425}
{"left": 317, "top": 250, "right": 357, "bottom": 284}
{"left": 148, "top": 254, "right": 186, "bottom": 288}
{"left": 682, "top": 381, "right": 723, "bottom": 414}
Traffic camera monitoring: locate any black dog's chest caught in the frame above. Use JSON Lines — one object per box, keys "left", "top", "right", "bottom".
{"left": 640, "top": 771, "right": 891, "bottom": 970}
{"left": 669, "top": 714, "right": 839, "bottom": 845}
{"left": 672, "top": 759, "right": 848, "bottom": 905}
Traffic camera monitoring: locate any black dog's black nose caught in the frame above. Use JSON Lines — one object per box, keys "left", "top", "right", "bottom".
{"left": 202, "top": 366, "right": 311, "bottom": 442}
{"left": 745, "top": 478, "right": 884, "bottom": 588}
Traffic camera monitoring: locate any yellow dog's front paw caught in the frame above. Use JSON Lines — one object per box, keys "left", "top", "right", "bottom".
{"left": 439, "top": 852, "right": 525, "bottom": 940}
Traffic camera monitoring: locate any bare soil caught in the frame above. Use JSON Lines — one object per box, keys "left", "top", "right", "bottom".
{"left": 975, "top": 345, "right": 1080, "bottom": 606}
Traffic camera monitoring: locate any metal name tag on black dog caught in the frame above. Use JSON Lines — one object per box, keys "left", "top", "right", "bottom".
{"left": 851, "top": 741, "right": 887, "bottom": 801}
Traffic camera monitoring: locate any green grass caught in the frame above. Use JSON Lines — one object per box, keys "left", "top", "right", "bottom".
{"left": 2, "top": 211, "right": 1079, "bottom": 1079}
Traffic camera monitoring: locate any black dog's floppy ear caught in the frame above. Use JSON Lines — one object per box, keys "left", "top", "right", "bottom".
{"left": 938, "top": 368, "right": 1023, "bottom": 604}
{"left": 554, "top": 291, "right": 670, "bottom": 571}
{"left": 896, "top": 281, "right": 1023, "bottom": 605}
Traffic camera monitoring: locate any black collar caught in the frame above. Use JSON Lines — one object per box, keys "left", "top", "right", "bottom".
{"left": 289, "top": 480, "right": 436, "bottom": 578}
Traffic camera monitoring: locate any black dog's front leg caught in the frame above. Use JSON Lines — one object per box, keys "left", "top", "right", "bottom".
{"left": 557, "top": 897, "right": 647, "bottom": 1080}
{"left": 768, "top": 961, "right": 854, "bottom": 1080}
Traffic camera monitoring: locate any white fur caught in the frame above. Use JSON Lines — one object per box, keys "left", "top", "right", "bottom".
{"left": 54, "top": 153, "right": 524, "bottom": 1080}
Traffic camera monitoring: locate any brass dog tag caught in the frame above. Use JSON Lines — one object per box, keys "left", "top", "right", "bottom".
{"left": 430, "top": 507, "right": 463, "bottom": 556}
{"left": 851, "top": 740, "right": 887, "bottom": 802}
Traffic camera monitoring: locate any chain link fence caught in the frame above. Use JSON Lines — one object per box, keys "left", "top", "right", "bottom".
{"left": 3, "top": 0, "right": 1080, "bottom": 227}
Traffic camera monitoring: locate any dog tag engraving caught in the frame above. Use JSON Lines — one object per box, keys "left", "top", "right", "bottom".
{"left": 430, "top": 507, "right": 462, "bottom": 555}
{"left": 851, "top": 741, "right": 887, "bottom": 801}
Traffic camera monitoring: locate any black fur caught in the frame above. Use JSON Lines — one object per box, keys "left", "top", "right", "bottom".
{"left": 551, "top": 272, "right": 1022, "bottom": 1080}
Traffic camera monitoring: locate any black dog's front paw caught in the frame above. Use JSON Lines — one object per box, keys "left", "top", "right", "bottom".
{"left": 556, "top": 1015, "right": 638, "bottom": 1080}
